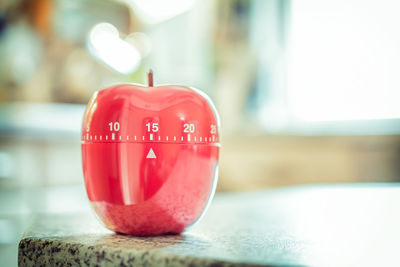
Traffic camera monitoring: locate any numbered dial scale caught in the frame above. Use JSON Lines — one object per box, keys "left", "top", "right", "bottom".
{"left": 81, "top": 71, "right": 220, "bottom": 236}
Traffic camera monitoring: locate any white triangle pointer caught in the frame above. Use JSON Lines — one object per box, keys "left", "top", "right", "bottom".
{"left": 146, "top": 148, "right": 156, "bottom": 159}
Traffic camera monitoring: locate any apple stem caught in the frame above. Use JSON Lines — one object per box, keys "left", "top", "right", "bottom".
{"left": 148, "top": 69, "right": 154, "bottom": 87}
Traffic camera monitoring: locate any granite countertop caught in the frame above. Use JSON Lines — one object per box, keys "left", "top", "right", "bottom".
{"left": 18, "top": 184, "right": 400, "bottom": 267}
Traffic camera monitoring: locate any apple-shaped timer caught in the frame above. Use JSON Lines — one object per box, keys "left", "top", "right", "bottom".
{"left": 81, "top": 70, "right": 220, "bottom": 236}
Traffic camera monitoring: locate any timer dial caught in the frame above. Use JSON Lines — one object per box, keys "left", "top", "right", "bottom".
{"left": 81, "top": 71, "right": 220, "bottom": 236}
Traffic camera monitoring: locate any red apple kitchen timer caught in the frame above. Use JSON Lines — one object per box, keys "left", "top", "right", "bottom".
{"left": 81, "top": 70, "right": 220, "bottom": 236}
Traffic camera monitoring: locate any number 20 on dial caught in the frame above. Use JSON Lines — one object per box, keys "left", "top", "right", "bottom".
{"left": 183, "top": 123, "right": 195, "bottom": 133}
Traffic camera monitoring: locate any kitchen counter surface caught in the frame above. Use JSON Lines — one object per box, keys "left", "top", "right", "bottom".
{"left": 18, "top": 184, "right": 400, "bottom": 266}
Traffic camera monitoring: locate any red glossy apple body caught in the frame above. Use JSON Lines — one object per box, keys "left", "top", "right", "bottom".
{"left": 81, "top": 74, "right": 220, "bottom": 236}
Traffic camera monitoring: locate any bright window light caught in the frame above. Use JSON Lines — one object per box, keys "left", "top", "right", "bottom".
{"left": 288, "top": 0, "right": 400, "bottom": 121}
{"left": 128, "top": 0, "right": 197, "bottom": 24}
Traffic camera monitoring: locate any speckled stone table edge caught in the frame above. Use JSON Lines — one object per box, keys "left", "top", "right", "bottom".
{"left": 18, "top": 236, "right": 273, "bottom": 267}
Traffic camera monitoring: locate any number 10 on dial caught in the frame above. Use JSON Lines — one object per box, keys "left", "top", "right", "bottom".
{"left": 109, "top": 122, "right": 120, "bottom": 131}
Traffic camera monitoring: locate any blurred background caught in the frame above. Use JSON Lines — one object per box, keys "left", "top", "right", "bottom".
{"left": 1, "top": 0, "right": 400, "bottom": 265}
